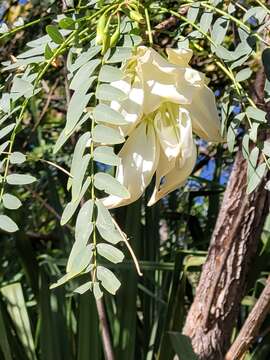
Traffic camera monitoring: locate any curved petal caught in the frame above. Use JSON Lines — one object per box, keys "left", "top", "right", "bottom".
{"left": 183, "top": 85, "right": 223, "bottom": 142}
{"left": 110, "top": 77, "right": 144, "bottom": 136}
{"left": 102, "top": 122, "right": 160, "bottom": 209}
{"left": 154, "top": 108, "right": 181, "bottom": 161}
{"left": 148, "top": 142, "right": 197, "bottom": 206}
{"left": 148, "top": 108, "right": 196, "bottom": 206}
{"left": 166, "top": 48, "right": 193, "bottom": 66}
{"left": 136, "top": 47, "right": 204, "bottom": 114}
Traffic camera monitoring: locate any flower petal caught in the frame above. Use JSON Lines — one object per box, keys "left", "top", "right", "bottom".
{"left": 148, "top": 142, "right": 196, "bottom": 206}
{"left": 136, "top": 47, "right": 204, "bottom": 114}
{"left": 154, "top": 108, "right": 181, "bottom": 161}
{"left": 183, "top": 85, "right": 223, "bottom": 141}
{"left": 166, "top": 48, "right": 193, "bottom": 66}
{"left": 110, "top": 77, "right": 144, "bottom": 136}
{"left": 102, "top": 122, "right": 159, "bottom": 209}
{"left": 148, "top": 108, "right": 196, "bottom": 206}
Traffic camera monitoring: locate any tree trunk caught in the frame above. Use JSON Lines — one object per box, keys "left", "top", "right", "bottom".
{"left": 183, "top": 145, "right": 269, "bottom": 359}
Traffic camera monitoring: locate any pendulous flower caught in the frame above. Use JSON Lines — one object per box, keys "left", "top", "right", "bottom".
{"left": 102, "top": 46, "right": 223, "bottom": 209}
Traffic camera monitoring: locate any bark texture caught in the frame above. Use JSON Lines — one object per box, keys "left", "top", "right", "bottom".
{"left": 183, "top": 148, "right": 269, "bottom": 359}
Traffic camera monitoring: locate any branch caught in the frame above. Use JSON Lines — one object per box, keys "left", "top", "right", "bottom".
{"left": 225, "top": 275, "right": 270, "bottom": 360}
{"left": 96, "top": 298, "right": 115, "bottom": 360}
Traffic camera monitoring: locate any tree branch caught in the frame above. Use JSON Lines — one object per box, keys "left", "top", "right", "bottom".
{"left": 96, "top": 298, "right": 115, "bottom": 360}
{"left": 225, "top": 275, "right": 270, "bottom": 360}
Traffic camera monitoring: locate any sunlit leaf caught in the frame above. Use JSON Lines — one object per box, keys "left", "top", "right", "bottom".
{"left": 68, "top": 46, "right": 101, "bottom": 73}
{"left": 97, "top": 243, "right": 124, "bottom": 264}
{"left": 66, "top": 244, "right": 93, "bottom": 276}
{"left": 0, "top": 123, "right": 15, "bottom": 140}
{"left": 96, "top": 266, "right": 121, "bottom": 295}
{"left": 93, "top": 104, "right": 127, "bottom": 125}
{"left": 2, "top": 193, "right": 22, "bottom": 210}
{"left": 107, "top": 47, "right": 132, "bottom": 63}
{"left": 66, "top": 90, "right": 92, "bottom": 134}
{"left": 92, "top": 125, "right": 124, "bottom": 144}
{"left": 61, "top": 177, "right": 91, "bottom": 225}
{"left": 262, "top": 141, "right": 270, "bottom": 157}
{"left": 70, "top": 132, "right": 91, "bottom": 178}
{"left": 74, "top": 282, "right": 92, "bottom": 294}
{"left": 93, "top": 146, "right": 121, "bottom": 166}
{"left": 94, "top": 172, "right": 130, "bottom": 198}
{"left": 98, "top": 65, "right": 123, "bottom": 82}
{"left": 0, "top": 215, "right": 18, "bottom": 233}
{"left": 246, "top": 106, "right": 267, "bottom": 123}
{"left": 66, "top": 200, "right": 94, "bottom": 272}
{"left": 6, "top": 174, "right": 36, "bottom": 185}
{"left": 247, "top": 163, "right": 266, "bottom": 194}
{"left": 9, "top": 152, "right": 26, "bottom": 164}
{"left": 69, "top": 61, "right": 99, "bottom": 91}
{"left": 0, "top": 141, "right": 10, "bottom": 155}
{"left": 75, "top": 200, "right": 94, "bottom": 243}
{"left": 53, "top": 113, "right": 88, "bottom": 154}
{"left": 72, "top": 154, "right": 90, "bottom": 201}
{"left": 96, "top": 84, "right": 126, "bottom": 101}
{"left": 235, "top": 67, "right": 252, "bottom": 82}
{"left": 96, "top": 199, "right": 122, "bottom": 244}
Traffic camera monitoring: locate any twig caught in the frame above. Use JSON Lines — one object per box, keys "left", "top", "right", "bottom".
{"left": 225, "top": 275, "right": 270, "bottom": 360}
{"left": 32, "top": 79, "right": 59, "bottom": 133}
{"left": 154, "top": 4, "right": 189, "bottom": 32}
{"left": 64, "top": 57, "right": 71, "bottom": 105}
{"left": 95, "top": 298, "right": 115, "bottom": 360}
{"left": 29, "top": 188, "right": 73, "bottom": 231}
{"left": 38, "top": 158, "right": 73, "bottom": 178}
{"left": 112, "top": 218, "right": 143, "bottom": 277}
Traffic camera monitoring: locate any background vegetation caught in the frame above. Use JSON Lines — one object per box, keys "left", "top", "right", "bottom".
{"left": 0, "top": 0, "right": 270, "bottom": 359}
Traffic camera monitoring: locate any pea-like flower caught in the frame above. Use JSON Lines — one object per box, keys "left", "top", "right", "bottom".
{"left": 102, "top": 47, "right": 223, "bottom": 208}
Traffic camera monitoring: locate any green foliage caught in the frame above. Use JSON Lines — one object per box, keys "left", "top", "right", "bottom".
{"left": 0, "top": 0, "right": 270, "bottom": 359}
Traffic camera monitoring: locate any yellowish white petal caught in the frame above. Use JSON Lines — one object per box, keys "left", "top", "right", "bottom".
{"left": 154, "top": 109, "right": 181, "bottom": 161}
{"left": 110, "top": 77, "right": 144, "bottom": 136}
{"left": 148, "top": 142, "right": 196, "bottom": 206}
{"left": 136, "top": 47, "right": 205, "bottom": 114}
{"left": 183, "top": 85, "right": 223, "bottom": 142}
{"left": 102, "top": 122, "right": 159, "bottom": 209}
{"left": 148, "top": 109, "right": 196, "bottom": 206}
{"left": 166, "top": 48, "right": 193, "bottom": 66}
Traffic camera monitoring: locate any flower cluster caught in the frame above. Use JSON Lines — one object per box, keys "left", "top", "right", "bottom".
{"left": 103, "top": 46, "right": 223, "bottom": 208}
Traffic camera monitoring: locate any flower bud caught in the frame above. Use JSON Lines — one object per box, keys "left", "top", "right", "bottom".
{"left": 110, "top": 14, "right": 120, "bottom": 48}
{"left": 101, "top": 17, "right": 111, "bottom": 55}
{"left": 96, "top": 13, "right": 107, "bottom": 45}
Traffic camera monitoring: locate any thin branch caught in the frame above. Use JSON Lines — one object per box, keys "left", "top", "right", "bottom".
{"left": 32, "top": 79, "right": 60, "bottom": 133}
{"left": 38, "top": 158, "right": 73, "bottom": 178}
{"left": 225, "top": 275, "right": 270, "bottom": 360}
{"left": 96, "top": 298, "right": 115, "bottom": 360}
{"left": 112, "top": 218, "right": 143, "bottom": 277}
{"left": 29, "top": 188, "right": 73, "bottom": 231}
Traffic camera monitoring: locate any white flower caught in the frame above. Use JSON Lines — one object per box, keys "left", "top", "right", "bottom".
{"left": 102, "top": 47, "right": 223, "bottom": 208}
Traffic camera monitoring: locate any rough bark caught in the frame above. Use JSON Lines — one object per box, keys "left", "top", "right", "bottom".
{"left": 183, "top": 147, "right": 269, "bottom": 359}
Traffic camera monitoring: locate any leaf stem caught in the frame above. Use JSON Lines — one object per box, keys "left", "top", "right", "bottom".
{"left": 254, "top": 0, "right": 270, "bottom": 14}
{"left": 144, "top": 8, "right": 153, "bottom": 46}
